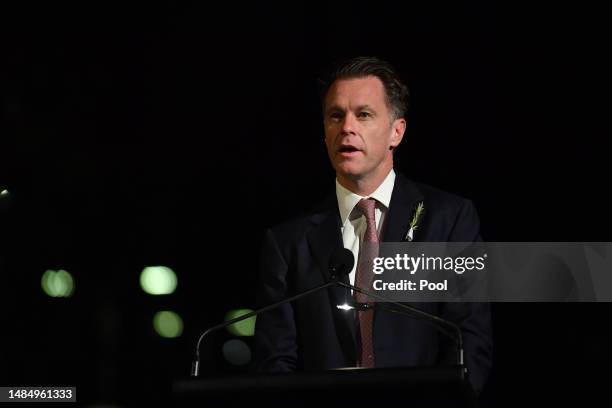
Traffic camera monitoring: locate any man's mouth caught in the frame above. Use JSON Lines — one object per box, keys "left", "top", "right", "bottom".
{"left": 337, "top": 145, "right": 361, "bottom": 154}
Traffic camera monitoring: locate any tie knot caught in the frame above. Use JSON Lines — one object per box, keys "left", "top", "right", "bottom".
{"left": 356, "top": 198, "right": 377, "bottom": 221}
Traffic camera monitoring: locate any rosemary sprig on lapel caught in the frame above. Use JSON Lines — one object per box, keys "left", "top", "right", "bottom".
{"left": 404, "top": 202, "right": 425, "bottom": 242}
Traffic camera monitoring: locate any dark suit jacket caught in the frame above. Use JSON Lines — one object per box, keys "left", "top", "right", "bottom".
{"left": 253, "top": 173, "right": 492, "bottom": 393}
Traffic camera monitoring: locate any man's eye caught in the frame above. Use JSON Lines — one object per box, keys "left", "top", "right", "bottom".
{"left": 358, "top": 112, "right": 372, "bottom": 118}
{"left": 329, "top": 112, "right": 343, "bottom": 121}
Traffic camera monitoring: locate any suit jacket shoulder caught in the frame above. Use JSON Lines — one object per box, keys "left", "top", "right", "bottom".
{"left": 384, "top": 173, "right": 481, "bottom": 242}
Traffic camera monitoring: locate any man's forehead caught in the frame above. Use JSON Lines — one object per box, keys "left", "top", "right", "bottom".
{"left": 325, "top": 76, "right": 387, "bottom": 107}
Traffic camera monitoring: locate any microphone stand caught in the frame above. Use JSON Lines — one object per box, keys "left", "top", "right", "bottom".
{"left": 190, "top": 248, "right": 465, "bottom": 380}
{"left": 191, "top": 275, "right": 342, "bottom": 377}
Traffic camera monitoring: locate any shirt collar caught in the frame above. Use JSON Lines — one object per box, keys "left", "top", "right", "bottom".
{"left": 335, "top": 169, "right": 396, "bottom": 227}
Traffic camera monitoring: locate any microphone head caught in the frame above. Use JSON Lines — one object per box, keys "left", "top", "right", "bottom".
{"left": 329, "top": 248, "right": 354, "bottom": 278}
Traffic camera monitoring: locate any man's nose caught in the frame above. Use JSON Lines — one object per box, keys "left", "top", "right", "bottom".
{"left": 341, "top": 113, "right": 357, "bottom": 134}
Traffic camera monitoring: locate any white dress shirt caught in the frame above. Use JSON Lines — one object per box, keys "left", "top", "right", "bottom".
{"left": 335, "top": 169, "right": 396, "bottom": 286}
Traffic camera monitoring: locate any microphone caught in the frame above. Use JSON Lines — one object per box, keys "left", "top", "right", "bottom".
{"left": 190, "top": 247, "right": 354, "bottom": 377}
{"left": 329, "top": 246, "right": 355, "bottom": 277}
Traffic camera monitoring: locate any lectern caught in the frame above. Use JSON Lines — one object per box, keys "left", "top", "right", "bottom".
{"left": 174, "top": 366, "right": 477, "bottom": 407}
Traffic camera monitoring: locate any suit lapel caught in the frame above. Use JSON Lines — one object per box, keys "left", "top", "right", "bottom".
{"left": 383, "top": 173, "right": 425, "bottom": 242}
{"left": 306, "top": 195, "right": 358, "bottom": 364}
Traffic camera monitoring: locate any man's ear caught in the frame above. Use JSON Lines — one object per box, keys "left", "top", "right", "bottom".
{"left": 390, "top": 118, "right": 407, "bottom": 150}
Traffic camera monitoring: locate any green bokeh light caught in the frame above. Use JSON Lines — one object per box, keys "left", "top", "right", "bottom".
{"left": 153, "top": 311, "right": 183, "bottom": 338}
{"left": 0, "top": 189, "right": 8, "bottom": 196}
{"left": 224, "top": 309, "right": 256, "bottom": 336}
{"left": 140, "top": 266, "right": 177, "bottom": 295}
{"left": 222, "top": 339, "right": 252, "bottom": 366}
{"left": 41, "top": 269, "right": 75, "bottom": 298}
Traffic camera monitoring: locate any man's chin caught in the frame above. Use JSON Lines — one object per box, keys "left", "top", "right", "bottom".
{"left": 335, "top": 166, "right": 364, "bottom": 181}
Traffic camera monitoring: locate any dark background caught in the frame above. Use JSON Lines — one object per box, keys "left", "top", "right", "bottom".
{"left": 1, "top": 1, "right": 611, "bottom": 406}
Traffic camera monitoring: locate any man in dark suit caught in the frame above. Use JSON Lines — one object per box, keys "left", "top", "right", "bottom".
{"left": 254, "top": 57, "right": 492, "bottom": 393}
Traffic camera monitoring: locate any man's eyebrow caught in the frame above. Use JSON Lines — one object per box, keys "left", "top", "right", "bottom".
{"left": 325, "top": 105, "right": 343, "bottom": 114}
{"left": 325, "top": 104, "right": 376, "bottom": 113}
{"left": 355, "top": 104, "right": 376, "bottom": 111}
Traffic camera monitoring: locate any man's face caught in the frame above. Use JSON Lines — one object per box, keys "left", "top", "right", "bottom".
{"left": 324, "top": 76, "right": 405, "bottom": 184}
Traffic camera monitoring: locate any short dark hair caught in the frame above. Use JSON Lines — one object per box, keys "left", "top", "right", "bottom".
{"left": 319, "top": 56, "right": 410, "bottom": 120}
